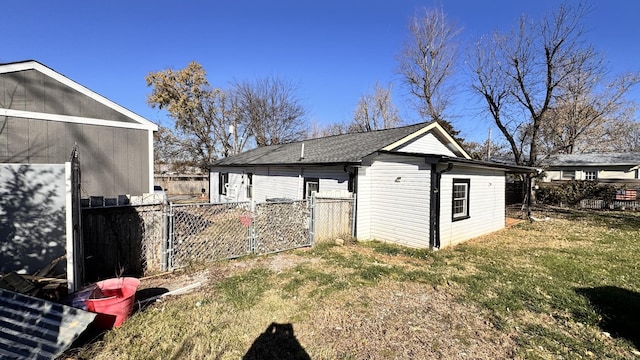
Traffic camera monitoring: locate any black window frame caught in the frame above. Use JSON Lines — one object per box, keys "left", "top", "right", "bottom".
{"left": 452, "top": 178, "right": 470, "bottom": 221}
{"left": 218, "top": 172, "right": 229, "bottom": 195}
{"left": 304, "top": 177, "right": 319, "bottom": 199}
{"left": 246, "top": 173, "right": 253, "bottom": 199}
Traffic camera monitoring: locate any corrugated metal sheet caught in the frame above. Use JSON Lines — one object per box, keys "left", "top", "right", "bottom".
{"left": 0, "top": 288, "right": 96, "bottom": 359}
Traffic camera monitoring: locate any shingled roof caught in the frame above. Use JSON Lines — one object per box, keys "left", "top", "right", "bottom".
{"left": 544, "top": 152, "right": 640, "bottom": 166}
{"left": 211, "top": 122, "right": 438, "bottom": 166}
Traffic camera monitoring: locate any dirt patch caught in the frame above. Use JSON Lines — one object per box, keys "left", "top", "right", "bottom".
{"left": 137, "top": 252, "right": 314, "bottom": 295}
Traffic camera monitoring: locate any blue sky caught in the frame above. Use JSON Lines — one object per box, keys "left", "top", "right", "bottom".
{"left": 2, "top": 1, "right": 639, "bottom": 143}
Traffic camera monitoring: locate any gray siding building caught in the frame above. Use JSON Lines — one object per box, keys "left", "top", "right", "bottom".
{"left": 0, "top": 60, "right": 158, "bottom": 197}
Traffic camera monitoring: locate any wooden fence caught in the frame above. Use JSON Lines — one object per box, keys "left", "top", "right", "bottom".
{"left": 579, "top": 199, "right": 640, "bottom": 211}
{"left": 312, "top": 196, "right": 355, "bottom": 243}
{"left": 82, "top": 204, "right": 165, "bottom": 282}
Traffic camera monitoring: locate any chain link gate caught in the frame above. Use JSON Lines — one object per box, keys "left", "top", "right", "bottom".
{"left": 166, "top": 200, "right": 314, "bottom": 270}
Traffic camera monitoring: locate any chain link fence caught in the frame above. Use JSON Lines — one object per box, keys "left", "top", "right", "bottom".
{"left": 169, "top": 202, "right": 252, "bottom": 269}
{"left": 254, "top": 200, "right": 311, "bottom": 255}
{"left": 83, "top": 196, "right": 356, "bottom": 276}
{"left": 168, "top": 200, "right": 315, "bottom": 269}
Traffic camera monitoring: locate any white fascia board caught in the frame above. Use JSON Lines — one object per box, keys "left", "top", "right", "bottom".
{"left": 0, "top": 61, "right": 158, "bottom": 131}
{"left": 147, "top": 130, "right": 155, "bottom": 192}
{"left": 381, "top": 122, "right": 471, "bottom": 159}
{"left": 0, "top": 108, "right": 154, "bottom": 131}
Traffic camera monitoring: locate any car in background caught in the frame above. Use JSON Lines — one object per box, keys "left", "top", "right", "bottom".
{"left": 154, "top": 185, "right": 168, "bottom": 201}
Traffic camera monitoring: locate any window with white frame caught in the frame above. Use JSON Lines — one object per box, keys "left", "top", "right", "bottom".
{"left": 452, "top": 179, "right": 470, "bottom": 221}
{"left": 584, "top": 170, "right": 597, "bottom": 181}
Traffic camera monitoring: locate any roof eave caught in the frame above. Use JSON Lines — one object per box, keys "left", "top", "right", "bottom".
{"left": 0, "top": 60, "right": 158, "bottom": 131}
{"left": 375, "top": 150, "right": 540, "bottom": 173}
{"left": 208, "top": 161, "right": 361, "bottom": 169}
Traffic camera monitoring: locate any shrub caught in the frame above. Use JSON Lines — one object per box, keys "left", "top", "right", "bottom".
{"left": 536, "top": 181, "right": 618, "bottom": 206}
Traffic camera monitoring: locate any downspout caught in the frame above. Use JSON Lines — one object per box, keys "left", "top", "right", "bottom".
{"left": 430, "top": 162, "right": 453, "bottom": 249}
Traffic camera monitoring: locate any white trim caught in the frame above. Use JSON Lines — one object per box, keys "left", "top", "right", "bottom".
{"left": 148, "top": 130, "right": 155, "bottom": 192}
{"left": 0, "top": 61, "right": 158, "bottom": 131}
{"left": 65, "top": 162, "right": 75, "bottom": 292}
{"left": 0, "top": 108, "right": 155, "bottom": 131}
{"left": 381, "top": 122, "right": 471, "bottom": 159}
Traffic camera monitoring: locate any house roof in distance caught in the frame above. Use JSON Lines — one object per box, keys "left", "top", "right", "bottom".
{"left": 544, "top": 152, "right": 640, "bottom": 167}
{"left": 210, "top": 122, "right": 468, "bottom": 167}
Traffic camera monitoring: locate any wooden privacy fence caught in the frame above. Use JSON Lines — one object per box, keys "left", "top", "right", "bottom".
{"left": 82, "top": 204, "right": 165, "bottom": 281}
{"left": 311, "top": 195, "right": 355, "bottom": 243}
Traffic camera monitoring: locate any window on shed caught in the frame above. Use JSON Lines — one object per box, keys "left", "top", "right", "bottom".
{"left": 246, "top": 173, "right": 253, "bottom": 199}
{"left": 452, "top": 178, "right": 470, "bottom": 221}
{"left": 561, "top": 170, "right": 575, "bottom": 180}
{"left": 584, "top": 170, "right": 597, "bottom": 181}
{"left": 219, "top": 173, "right": 229, "bottom": 195}
{"left": 304, "top": 178, "right": 319, "bottom": 199}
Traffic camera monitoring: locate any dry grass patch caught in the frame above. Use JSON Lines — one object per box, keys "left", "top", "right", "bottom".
{"left": 299, "top": 280, "right": 516, "bottom": 359}
{"left": 71, "top": 209, "right": 640, "bottom": 359}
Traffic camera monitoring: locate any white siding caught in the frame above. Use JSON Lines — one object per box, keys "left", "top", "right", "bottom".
{"left": 305, "top": 167, "right": 350, "bottom": 194}
{"left": 209, "top": 168, "right": 250, "bottom": 203}
{"left": 396, "top": 132, "right": 456, "bottom": 156}
{"left": 542, "top": 170, "right": 562, "bottom": 182}
{"left": 255, "top": 167, "right": 302, "bottom": 201}
{"left": 439, "top": 166, "right": 505, "bottom": 248}
{"left": 543, "top": 166, "right": 639, "bottom": 182}
{"left": 596, "top": 167, "right": 638, "bottom": 180}
{"left": 209, "top": 166, "right": 349, "bottom": 203}
{"left": 356, "top": 166, "right": 372, "bottom": 239}
{"left": 357, "top": 154, "right": 431, "bottom": 248}
{"left": 210, "top": 171, "right": 220, "bottom": 202}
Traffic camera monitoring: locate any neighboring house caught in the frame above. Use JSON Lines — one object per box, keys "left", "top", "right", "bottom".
{"left": 541, "top": 152, "right": 640, "bottom": 183}
{"left": 0, "top": 60, "right": 158, "bottom": 197}
{"left": 209, "top": 122, "right": 534, "bottom": 249}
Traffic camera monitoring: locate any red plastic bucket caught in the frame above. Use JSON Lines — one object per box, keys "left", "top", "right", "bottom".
{"left": 86, "top": 277, "right": 140, "bottom": 329}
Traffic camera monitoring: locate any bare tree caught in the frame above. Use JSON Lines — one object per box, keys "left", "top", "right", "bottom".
{"left": 232, "top": 76, "right": 307, "bottom": 146}
{"left": 306, "top": 121, "right": 349, "bottom": 139}
{"left": 464, "top": 139, "right": 511, "bottom": 161}
{"left": 153, "top": 125, "right": 188, "bottom": 172}
{"left": 470, "top": 2, "right": 638, "bottom": 166}
{"left": 538, "top": 69, "right": 639, "bottom": 154}
{"left": 603, "top": 116, "right": 640, "bottom": 152}
{"left": 397, "top": 6, "right": 462, "bottom": 139}
{"left": 351, "top": 81, "right": 402, "bottom": 132}
{"left": 146, "top": 62, "right": 252, "bottom": 169}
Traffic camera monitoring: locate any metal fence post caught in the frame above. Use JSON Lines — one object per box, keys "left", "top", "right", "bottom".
{"left": 161, "top": 204, "right": 168, "bottom": 272}
{"left": 165, "top": 204, "right": 175, "bottom": 271}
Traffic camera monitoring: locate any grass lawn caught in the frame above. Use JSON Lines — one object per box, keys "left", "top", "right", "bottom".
{"left": 72, "top": 210, "right": 640, "bottom": 359}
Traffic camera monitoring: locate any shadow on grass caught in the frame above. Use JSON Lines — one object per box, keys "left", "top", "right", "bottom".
{"left": 134, "top": 287, "right": 169, "bottom": 311}
{"left": 244, "top": 323, "right": 310, "bottom": 360}
{"left": 576, "top": 286, "right": 640, "bottom": 348}
{"left": 533, "top": 206, "right": 640, "bottom": 231}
